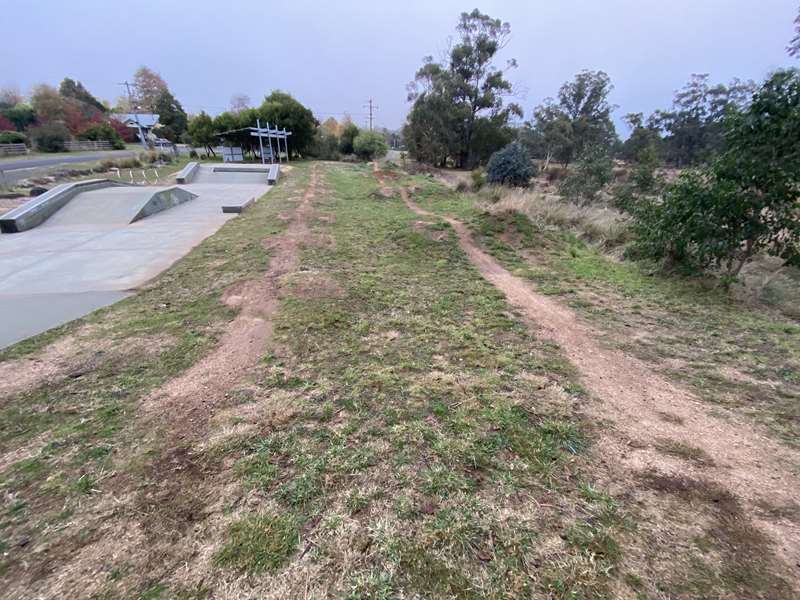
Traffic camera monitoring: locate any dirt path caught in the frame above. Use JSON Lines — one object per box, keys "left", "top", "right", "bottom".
{"left": 143, "top": 164, "right": 319, "bottom": 442}
{"left": 391, "top": 177, "right": 800, "bottom": 582}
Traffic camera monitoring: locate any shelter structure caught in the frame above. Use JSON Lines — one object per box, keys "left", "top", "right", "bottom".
{"left": 214, "top": 123, "right": 292, "bottom": 164}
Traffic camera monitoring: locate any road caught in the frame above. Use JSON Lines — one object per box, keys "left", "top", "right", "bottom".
{"left": 0, "top": 150, "right": 136, "bottom": 172}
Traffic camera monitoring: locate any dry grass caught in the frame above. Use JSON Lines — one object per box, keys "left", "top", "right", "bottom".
{"left": 482, "top": 187, "right": 632, "bottom": 250}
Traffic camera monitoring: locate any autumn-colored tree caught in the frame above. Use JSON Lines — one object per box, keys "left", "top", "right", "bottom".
{"left": 133, "top": 66, "right": 168, "bottom": 112}
{"left": 30, "top": 84, "right": 66, "bottom": 122}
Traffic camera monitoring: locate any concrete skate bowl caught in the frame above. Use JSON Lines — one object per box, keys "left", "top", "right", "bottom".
{"left": 0, "top": 180, "right": 197, "bottom": 233}
{"left": 177, "top": 162, "right": 278, "bottom": 185}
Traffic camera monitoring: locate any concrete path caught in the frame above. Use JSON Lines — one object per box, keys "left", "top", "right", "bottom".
{"left": 0, "top": 166, "right": 269, "bottom": 348}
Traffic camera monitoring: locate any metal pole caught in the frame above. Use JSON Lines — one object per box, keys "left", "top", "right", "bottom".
{"left": 266, "top": 122, "right": 275, "bottom": 164}
{"left": 256, "top": 118, "right": 265, "bottom": 165}
{"left": 275, "top": 123, "right": 281, "bottom": 164}
{"left": 284, "top": 128, "right": 289, "bottom": 162}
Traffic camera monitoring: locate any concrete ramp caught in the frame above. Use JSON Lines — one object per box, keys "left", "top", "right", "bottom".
{"left": 41, "top": 186, "right": 197, "bottom": 228}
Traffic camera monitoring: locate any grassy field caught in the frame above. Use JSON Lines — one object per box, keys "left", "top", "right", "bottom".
{"left": 0, "top": 161, "right": 796, "bottom": 599}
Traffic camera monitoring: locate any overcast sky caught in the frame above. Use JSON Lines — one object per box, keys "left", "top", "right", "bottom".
{"left": 4, "top": 1, "right": 798, "bottom": 135}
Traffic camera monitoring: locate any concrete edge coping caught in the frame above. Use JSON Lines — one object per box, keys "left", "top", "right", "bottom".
{"left": 175, "top": 161, "right": 200, "bottom": 183}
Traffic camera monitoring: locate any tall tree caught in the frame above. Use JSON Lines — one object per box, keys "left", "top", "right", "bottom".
{"left": 59, "top": 78, "right": 106, "bottom": 112}
{"left": 187, "top": 111, "right": 216, "bottom": 155}
{"left": 153, "top": 89, "right": 188, "bottom": 141}
{"left": 133, "top": 66, "right": 168, "bottom": 112}
{"left": 230, "top": 93, "right": 251, "bottom": 114}
{"left": 30, "top": 84, "right": 66, "bottom": 122}
{"left": 256, "top": 91, "right": 318, "bottom": 156}
{"left": 556, "top": 70, "right": 617, "bottom": 160}
{"left": 652, "top": 74, "right": 756, "bottom": 166}
{"left": 789, "top": 6, "right": 800, "bottom": 57}
{"left": 405, "top": 9, "right": 521, "bottom": 167}
{"left": 0, "top": 86, "right": 24, "bottom": 109}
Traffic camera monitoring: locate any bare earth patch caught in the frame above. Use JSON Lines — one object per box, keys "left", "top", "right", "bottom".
{"left": 398, "top": 184, "right": 800, "bottom": 588}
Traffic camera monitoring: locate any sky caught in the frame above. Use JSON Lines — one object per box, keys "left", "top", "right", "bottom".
{"left": 3, "top": 0, "right": 798, "bottom": 136}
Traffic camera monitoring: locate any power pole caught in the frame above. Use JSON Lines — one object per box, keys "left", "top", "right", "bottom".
{"left": 119, "top": 81, "right": 147, "bottom": 149}
{"left": 363, "top": 98, "right": 378, "bottom": 131}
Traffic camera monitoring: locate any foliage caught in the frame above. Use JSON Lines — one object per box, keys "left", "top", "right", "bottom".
{"left": 310, "top": 129, "right": 341, "bottom": 160}
{"left": 525, "top": 71, "right": 617, "bottom": 166}
{"left": 789, "top": 7, "right": 800, "bottom": 57}
{"left": 0, "top": 86, "right": 23, "bottom": 109}
{"left": 59, "top": 78, "right": 106, "bottom": 112}
{"left": 30, "top": 84, "right": 66, "bottom": 122}
{"left": 404, "top": 9, "right": 522, "bottom": 168}
{"left": 620, "top": 112, "right": 663, "bottom": 163}
{"left": 187, "top": 111, "right": 216, "bottom": 155}
{"left": 339, "top": 122, "right": 359, "bottom": 154}
{"left": 650, "top": 74, "right": 756, "bottom": 166}
{"left": 353, "top": 130, "right": 388, "bottom": 160}
{"left": 0, "top": 104, "right": 35, "bottom": 131}
{"left": 109, "top": 118, "right": 136, "bottom": 143}
{"left": 133, "top": 66, "right": 168, "bottom": 112}
{"left": 0, "top": 130, "right": 28, "bottom": 145}
{"left": 257, "top": 91, "right": 318, "bottom": 156}
{"left": 0, "top": 115, "right": 15, "bottom": 131}
{"left": 629, "top": 69, "right": 800, "bottom": 278}
{"left": 471, "top": 168, "right": 486, "bottom": 190}
{"left": 28, "top": 122, "right": 70, "bottom": 152}
{"left": 559, "top": 145, "right": 614, "bottom": 204}
{"left": 230, "top": 93, "right": 251, "bottom": 114}
{"left": 153, "top": 89, "right": 188, "bottom": 140}
{"left": 485, "top": 141, "right": 535, "bottom": 186}
{"left": 77, "top": 123, "right": 125, "bottom": 149}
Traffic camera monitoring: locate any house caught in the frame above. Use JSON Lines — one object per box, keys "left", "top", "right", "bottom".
{"left": 110, "top": 113, "right": 160, "bottom": 143}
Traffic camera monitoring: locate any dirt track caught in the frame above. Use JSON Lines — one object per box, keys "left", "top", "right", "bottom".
{"left": 384, "top": 171, "right": 800, "bottom": 582}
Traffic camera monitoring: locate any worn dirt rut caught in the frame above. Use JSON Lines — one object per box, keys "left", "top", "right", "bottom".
{"left": 383, "top": 170, "right": 800, "bottom": 581}
{"left": 144, "top": 164, "right": 319, "bottom": 441}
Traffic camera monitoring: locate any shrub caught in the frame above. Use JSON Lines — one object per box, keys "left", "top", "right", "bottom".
{"left": 310, "top": 130, "right": 340, "bottom": 160}
{"left": 353, "top": 131, "right": 388, "bottom": 160}
{"left": 189, "top": 149, "right": 199, "bottom": 159}
{"left": 0, "top": 130, "right": 28, "bottom": 145}
{"left": 455, "top": 180, "right": 469, "bottom": 192}
{"left": 486, "top": 142, "right": 536, "bottom": 187}
{"left": 339, "top": 123, "right": 359, "bottom": 154}
{"left": 28, "top": 123, "right": 70, "bottom": 152}
{"left": 559, "top": 145, "right": 614, "bottom": 204}
{"left": 117, "top": 157, "right": 141, "bottom": 169}
{"left": 471, "top": 168, "right": 486, "bottom": 191}
{"left": 77, "top": 123, "right": 125, "bottom": 149}
{"left": 628, "top": 68, "right": 800, "bottom": 280}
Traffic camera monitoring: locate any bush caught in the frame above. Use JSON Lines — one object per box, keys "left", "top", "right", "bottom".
{"left": 353, "top": 131, "right": 388, "bottom": 160}
{"left": 559, "top": 145, "right": 614, "bottom": 204}
{"left": 471, "top": 168, "right": 486, "bottom": 191}
{"left": 486, "top": 142, "right": 536, "bottom": 187}
{"left": 189, "top": 149, "right": 199, "bottom": 159}
{"left": 339, "top": 123, "right": 359, "bottom": 154}
{"left": 28, "top": 123, "right": 70, "bottom": 152}
{"left": 0, "top": 130, "right": 28, "bottom": 145}
{"left": 77, "top": 123, "right": 125, "bottom": 149}
{"left": 310, "top": 130, "right": 340, "bottom": 160}
{"left": 117, "top": 157, "right": 142, "bottom": 169}
{"left": 628, "top": 68, "right": 800, "bottom": 280}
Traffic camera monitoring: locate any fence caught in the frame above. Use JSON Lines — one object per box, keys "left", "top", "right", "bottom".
{"left": 63, "top": 140, "right": 113, "bottom": 151}
{"left": 0, "top": 143, "right": 28, "bottom": 157}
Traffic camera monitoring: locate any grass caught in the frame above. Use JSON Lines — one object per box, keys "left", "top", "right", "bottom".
{"left": 0, "top": 160, "right": 794, "bottom": 598}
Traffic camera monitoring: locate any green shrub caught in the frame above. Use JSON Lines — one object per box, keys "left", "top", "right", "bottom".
{"left": 353, "top": 131, "right": 388, "bottom": 160}
{"left": 77, "top": 123, "right": 125, "bottom": 149}
{"left": 310, "top": 130, "right": 340, "bottom": 160}
{"left": 559, "top": 145, "right": 614, "bottom": 204}
{"left": 0, "top": 130, "right": 28, "bottom": 145}
{"left": 628, "top": 68, "right": 800, "bottom": 280}
{"left": 339, "top": 123, "right": 359, "bottom": 154}
{"left": 117, "top": 157, "right": 141, "bottom": 169}
{"left": 28, "top": 123, "right": 70, "bottom": 152}
{"left": 189, "top": 149, "right": 199, "bottom": 159}
{"left": 486, "top": 142, "right": 536, "bottom": 187}
{"left": 471, "top": 168, "right": 486, "bottom": 191}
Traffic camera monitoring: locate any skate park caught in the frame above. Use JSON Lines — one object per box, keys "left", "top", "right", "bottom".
{"left": 0, "top": 163, "right": 276, "bottom": 348}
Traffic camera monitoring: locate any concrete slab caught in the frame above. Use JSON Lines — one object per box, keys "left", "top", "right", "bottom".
{"left": 0, "top": 166, "right": 272, "bottom": 348}
{"left": 0, "top": 292, "right": 130, "bottom": 349}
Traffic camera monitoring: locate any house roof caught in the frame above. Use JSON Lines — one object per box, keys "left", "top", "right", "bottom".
{"left": 111, "top": 113, "right": 160, "bottom": 128}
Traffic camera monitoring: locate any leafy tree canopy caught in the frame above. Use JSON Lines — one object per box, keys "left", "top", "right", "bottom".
{"left": 405, "top": 9, "right": 521, "bottom": 168}
{"left": 59, "top": 78, "right": 106, "bottom": 113}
